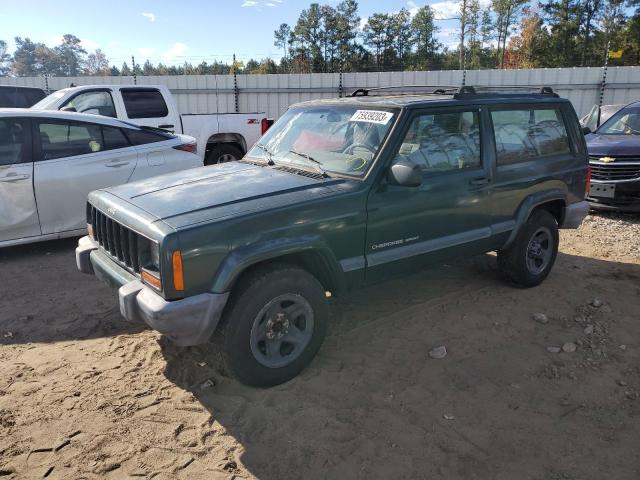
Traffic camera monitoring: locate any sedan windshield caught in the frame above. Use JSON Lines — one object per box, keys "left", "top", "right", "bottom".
{"left": 597, "top": 107, "right": 640, "bottom": 135}
{"left": 246, "top": 105, "right": 398, "bottom": 176}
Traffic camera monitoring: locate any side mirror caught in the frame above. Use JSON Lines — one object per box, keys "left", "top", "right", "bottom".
{"left": 582, "top": 126, "right": 591, "bottom": 135}
{"left": 60, "top": 106, "right": 77, "bottom": 112}
{"left": 388, "top": 158, "right": 422, "bottom": 187}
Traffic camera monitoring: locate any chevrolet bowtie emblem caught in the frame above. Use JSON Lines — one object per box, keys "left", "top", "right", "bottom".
{"left": 601, "top": 156, "right": 615, "bottom": 163}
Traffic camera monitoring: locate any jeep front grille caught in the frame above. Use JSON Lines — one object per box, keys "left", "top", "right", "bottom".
{"left": 87, "top": 204, "right": 149, "bottom": 273}
{"left": 589, "top": 156, "right": 640, "bottom": 181}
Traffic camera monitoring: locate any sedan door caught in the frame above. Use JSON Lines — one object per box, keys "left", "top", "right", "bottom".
{"left": 33, "top": 119, "right": 137, "bottom": 235}
{"left": 0, "top": 117, "right": 40, "bottom": 242}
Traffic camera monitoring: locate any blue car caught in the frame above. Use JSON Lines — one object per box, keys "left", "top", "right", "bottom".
{"left": 586, "top": 101, "right": 640, "bottom": 212}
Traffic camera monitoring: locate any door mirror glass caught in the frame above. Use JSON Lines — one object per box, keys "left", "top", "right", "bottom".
{"left": 388, "top": 158, "right": 422, "bottom": 187}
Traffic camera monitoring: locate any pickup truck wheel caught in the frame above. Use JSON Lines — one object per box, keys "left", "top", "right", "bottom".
{"left": 205, "top": 144, "right": 243, "bottom": 165}
{"left": 497, "top": 210, "right": 559, "bottom": 288}
{"left": 213, "top": 265, "right": 328, "bottom": 387}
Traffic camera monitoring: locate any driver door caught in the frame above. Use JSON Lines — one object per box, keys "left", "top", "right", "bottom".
{"left": 0, "top": 117, "right": 40, "bottom": 243}
{"left": 365, "top": 107, "right": 497, "bottom": 282}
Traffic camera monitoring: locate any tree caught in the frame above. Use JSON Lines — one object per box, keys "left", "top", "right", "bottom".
{"left": 12, "top": 37, "right": 41, "bottom": 76}
{"left": 335, "top": 0, "right": 360, "bottom": 71}
{"left": 459, "top": 0, "right": 471, "bottom": 69}
{"left": 412, "top": 6, "right": 441, "bottom": 69}
{"left": 85, "top": 49, "right": 109, "bottom": 75}
{"left": 505, "top": 9, "right": 549, "bottom": 67}
{"left": 0, "top": 40, "right": 11, "bottom": 76}
{"left": 493, "top": 0, "right": 528, "bottom": 68}
{"left": 120, "top": 62, "right": 132, "bottom": 76}
{"left": 540, "top": 0, "right": 581, "bottom": 67}
{"left": 390, "top": 8, "right": 415, "bottom": 69}
{"left": 54, "top": 34, "right": 86, "bottom": 76}
{"left": 274, "top": 23, "right": 291, "bottom": 60}
{"left": 362, "top": 13, "right": 391, "bottom": 69}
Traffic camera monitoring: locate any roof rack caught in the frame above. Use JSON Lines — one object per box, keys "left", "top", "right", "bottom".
{"left": 350, "top": 84, "right": 559, "bottom": 99}
{"left": 350, "top": 85, "right": 458, "bottom": 97}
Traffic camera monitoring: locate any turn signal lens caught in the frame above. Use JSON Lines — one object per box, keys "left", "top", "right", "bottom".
{"left": 172, "top": 250, "right": 185, "bottom": 291}
{"left": 142, "top": 269, "right": 162, "bottom": 290}
{"left": 87, "top": 223, "right": 94, "bottom": 239}
{"left": 585, "top": 165, "right": 591, "bottom": 196}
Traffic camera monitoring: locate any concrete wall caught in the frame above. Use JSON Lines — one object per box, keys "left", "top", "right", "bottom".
{"left": 2, "top": 66, "right": 638, "bottom": 119}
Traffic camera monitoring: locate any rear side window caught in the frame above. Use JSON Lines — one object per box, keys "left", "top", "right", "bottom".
{"left": 38, "top": 121, "right": 103, "bottom": 160}
{"left": 121, "top": 89, "right": 168, "bottom": 119}
{"left": 491, "top": 108, "right": 571, "bottom": 165}
{"left": 102, "top": 126, "right": 131, "bottom": 150}
{"left": 123, "top": 128, "right": 171, "bottom": 146}
{"left": 0, "top": 118, "right": 28, "bottom": 165}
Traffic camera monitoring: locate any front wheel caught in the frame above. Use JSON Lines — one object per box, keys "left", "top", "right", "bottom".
{"left": 497, "top": 210, "right": 559, "bottom": 288}
{"left": 213, "top": 265, "right": 328, "bottom": 387}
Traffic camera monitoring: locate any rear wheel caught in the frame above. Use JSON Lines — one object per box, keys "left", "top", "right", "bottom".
{"left": 497, "top": 210, "right": 559, "bottom": 288}
{"left": 205, "top": 144, "right": 243, "bottom": 165}
{"left": 213, "top": 265, "right": 328, "bottom": 387}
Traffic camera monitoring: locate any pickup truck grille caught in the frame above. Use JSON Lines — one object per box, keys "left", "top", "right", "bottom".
{"left": 88, "top": 205, "right": 144, "bottom": 273}
{"left": 589, "top": 156, "right": 640, "bottom": 181}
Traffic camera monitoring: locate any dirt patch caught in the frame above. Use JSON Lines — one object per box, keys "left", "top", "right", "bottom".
{"left": 1, "top": 212, "right": 639, "bottom": 479}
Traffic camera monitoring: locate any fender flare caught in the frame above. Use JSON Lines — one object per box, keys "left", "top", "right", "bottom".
{"left": 209, "top": 236, "right": 347, "bottom": 295}
{"left": 502, "top": 190, "right": 567, "bottom": 249}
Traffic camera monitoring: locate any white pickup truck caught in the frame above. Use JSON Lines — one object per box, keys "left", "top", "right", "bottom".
{"left": 32, "top": 85, "right": 267, "bottom": 165}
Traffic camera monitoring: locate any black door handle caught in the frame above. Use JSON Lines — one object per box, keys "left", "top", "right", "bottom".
{"left": 158, "top": 124, "right": 174, "bottom": 129}
{"left": 469, "top": 177, "right": 490, "bottom": 186}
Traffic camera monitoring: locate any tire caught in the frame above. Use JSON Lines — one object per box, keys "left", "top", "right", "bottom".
{"left": 213, "top": 264, "right": 329, "bottom": 387}
{"left": 205, "top": 144, "right": 243, "bottom": 166}
{"left": 497, "top": 209, "right": 559, "bottom": 288}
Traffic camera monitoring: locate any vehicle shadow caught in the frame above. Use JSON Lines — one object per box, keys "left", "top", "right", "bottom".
{"left": 158, "top": 251, "right": 640, "bottom": 479}
{"left": 0, "top": 237, "right": 146, "bottom": 345}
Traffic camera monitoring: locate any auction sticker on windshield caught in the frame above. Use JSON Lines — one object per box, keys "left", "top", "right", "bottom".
{"left": 350, "top": 110, "right": 394, "bottom": 125}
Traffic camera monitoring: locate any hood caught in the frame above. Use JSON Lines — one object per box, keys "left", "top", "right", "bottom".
{"left": 586, "top": 133, "right": 640, "bottom": 157}
{"left": 103, "top": 162, "right": 343, "bottom": 229}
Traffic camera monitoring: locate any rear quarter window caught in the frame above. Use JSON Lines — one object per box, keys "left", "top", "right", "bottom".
{"left": 121, "top": 89, "right": 169, "bottom": 119}
{"left": 123, "top": 128, "right": 171, "bottom": 146}
{"left": 491, "top": 107, "right": 571, "bottom": 165}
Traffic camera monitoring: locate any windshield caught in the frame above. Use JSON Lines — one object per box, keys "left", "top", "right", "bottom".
{"left": 597, "top": 107, "right": 640, "bottom": 135}
{"left": 246, "top": 105, "right": 398, "bottom": 176}
{"left": 31, "top": 90, "right": 67, "bottom": 110}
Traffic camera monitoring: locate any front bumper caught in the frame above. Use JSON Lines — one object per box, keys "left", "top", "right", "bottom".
{"left": 76, "top": 236, "right": 229, "bottom": 346}
{"left": 587, "top": 179, "right": 640, "bottom": 212}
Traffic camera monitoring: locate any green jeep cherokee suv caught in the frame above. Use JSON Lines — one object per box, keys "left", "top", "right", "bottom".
{"left": 76, "top": 86, "right": 590, "bottom": 387}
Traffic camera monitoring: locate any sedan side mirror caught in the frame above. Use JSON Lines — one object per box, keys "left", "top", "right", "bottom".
{"left": 582, "top": 126, "right": 591, "bottom": 135}
{"left": 60, "top": 106, "right": 77, "bottom": 113}
{"left": 388, "top": 158, "right": 422, "bottom": 187}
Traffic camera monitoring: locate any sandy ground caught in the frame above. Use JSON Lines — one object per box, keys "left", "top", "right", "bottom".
{"left": 1, "top": 212, "right": 639, "bottom": 480}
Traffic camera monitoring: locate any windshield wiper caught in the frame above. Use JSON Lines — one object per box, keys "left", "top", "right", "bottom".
{"left": 255, "top": 143, "right": 275, "bottom": 165}
{"left": 287, "top": 149, "right": 330, "bottom": 177}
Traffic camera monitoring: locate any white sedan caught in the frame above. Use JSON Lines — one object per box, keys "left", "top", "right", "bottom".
{"left": 0, "top": 109, "right": 201, "bottom": 247}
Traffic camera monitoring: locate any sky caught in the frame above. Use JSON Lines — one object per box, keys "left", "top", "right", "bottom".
{"left": 0, "top": 0, "right": 465, "bottom": 66}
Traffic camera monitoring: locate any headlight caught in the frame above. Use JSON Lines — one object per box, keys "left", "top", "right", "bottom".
{"left": 141, "top": 241, "right": 162, "bottom": 290}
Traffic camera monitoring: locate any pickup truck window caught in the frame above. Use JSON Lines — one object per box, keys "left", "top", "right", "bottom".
{"left": 395, "top": 110, "right": 481, "bottom": 173}
{"left": 491, "top": 108, "right": 571, "bottom": 165}
{"left": 38, "top": 121, "right": 103, "bottom": 160}
{"left": 62, "top": 91, "right": 117, "bottom": 117}
{"left": 0, "top": 118, "right": 27, "bottom": 165}
{"left": 121, "top": 89, "right": 169, "bottom": 119}
{"left": 245, "top": 105, "right": 397, "bottom": 176}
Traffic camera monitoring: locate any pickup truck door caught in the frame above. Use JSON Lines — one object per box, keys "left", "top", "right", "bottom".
{"left": 118, "top": 87, "right": 181, "bottom": 133}
{"left": 365, "top": 107, "right": 498, "bottom": 281}
{"left": 33, "top": 119, "right": 137, "bottom": 235}
{"left": 0, "top": 117, "right": 40, "bottom": 242}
